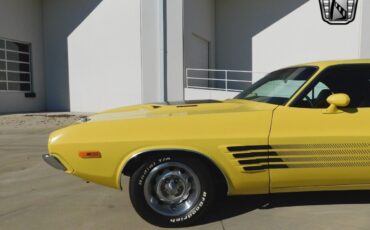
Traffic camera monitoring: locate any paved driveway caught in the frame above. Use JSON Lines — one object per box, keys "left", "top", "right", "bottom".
{"left": 1, "top": 114, "right": 370, "bottom": 230}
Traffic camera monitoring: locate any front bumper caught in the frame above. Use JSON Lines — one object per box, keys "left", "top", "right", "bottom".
{"left": 42, "top": 154, "right": 66, "bottom": 171}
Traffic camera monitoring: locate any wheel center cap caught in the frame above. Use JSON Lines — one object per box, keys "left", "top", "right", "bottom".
{"left": 143, "top": 162, "right": 202, "bottom": 217}
{"left": 155, "top": 173, "right": 190, "bottom": 204}
{"left": 165, "top": 179, "right": 180, "bottom": 195}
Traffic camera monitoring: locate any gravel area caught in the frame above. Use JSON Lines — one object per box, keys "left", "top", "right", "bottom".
{"left": 0, "top": 113, "right": 90, "bottom": 130}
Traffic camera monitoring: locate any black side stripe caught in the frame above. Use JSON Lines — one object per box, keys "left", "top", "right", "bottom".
{"left": 230, "top": 143, "right": 370, "bottom": 171}
{"left": 244, "top": 164, "right": 289, "bottom": 171}
{"left": 228, "top": 145, "right": 271, "bottom": 152}
{"left": 233, "top": 151, "right": 278, "bottom": 159}
{"left": 239, "top": 157, "right": 284, "bottom": 165}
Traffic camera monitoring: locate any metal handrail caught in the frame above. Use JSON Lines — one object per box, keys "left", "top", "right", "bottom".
{"left": 186, "top": 68, "right": 263, "bottom": 92}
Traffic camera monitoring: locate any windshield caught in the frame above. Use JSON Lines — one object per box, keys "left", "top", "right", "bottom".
{"left": 235, "top": 66, "right": 318, "bottom": 105}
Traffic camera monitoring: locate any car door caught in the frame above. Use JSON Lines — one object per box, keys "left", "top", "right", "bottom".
{"left": 269, "top": 64, "right": 370, "bottom": 192}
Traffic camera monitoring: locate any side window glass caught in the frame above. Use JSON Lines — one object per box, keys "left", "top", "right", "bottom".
{"left": 292, "top": 64, "right": 370, "bottom": 109}
{"left": 305, "top": 82, "right": 330, "bottom": 100}
{"left": 296, "top": 82, "right": 332, "bottom": 108}
{"left": 359, "top": 78, "right": 370, "bottom": 107}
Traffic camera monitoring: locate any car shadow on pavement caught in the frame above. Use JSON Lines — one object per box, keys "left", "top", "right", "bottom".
{"left": 198, "top": 190, "right": 370, "bottom": 225}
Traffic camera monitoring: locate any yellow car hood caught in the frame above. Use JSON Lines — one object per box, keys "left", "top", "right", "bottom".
{"left": 87, "top": 99, "right": 278, "bottom": 123}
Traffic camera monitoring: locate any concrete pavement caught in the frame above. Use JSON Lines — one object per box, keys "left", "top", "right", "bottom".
{"left": 1, "top": 114, "right": 370, "bottom": 230}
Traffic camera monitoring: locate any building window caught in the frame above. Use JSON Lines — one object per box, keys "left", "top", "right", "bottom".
{"left": 0, "top": 38, "right": 32, "bottom": 92}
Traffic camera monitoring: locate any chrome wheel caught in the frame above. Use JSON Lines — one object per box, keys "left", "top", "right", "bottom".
{"left": 143, "top": 162, "right": 201, "bottom": 217}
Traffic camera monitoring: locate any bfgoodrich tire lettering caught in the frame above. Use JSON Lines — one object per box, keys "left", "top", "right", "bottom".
{"left": 129, "top": 155, "right": 214, "bottom": 227}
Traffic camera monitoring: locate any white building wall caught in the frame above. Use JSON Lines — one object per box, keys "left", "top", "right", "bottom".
{"left": 45, "top": 0, "right": 143, "bottom": 113}
{"left": 252, "top": 0, "right": 363, "bottom": 78}
{"left": 43, "top": 0, "right": 103, "bottom": 111}
{"left": 0, "top": 0, "right": 45, "bottom": 114}
{"left": 141, "top": 0, "right": 164, "bottom": 103}
{"left": 184, "top": 0, "right": 216, "bottom": 70}
{"left": 43, "top": 0, "right": 142, "bottom": 113}
{"left": 185, "top": 88, "right": 237, "bottom": 101}
{"left": 216, "top": 0, "right": 363, "bottom": 81}
{"left": 166, "top": 0, "right": 185, "bottom": 101}
{"left": 360, "top": 1, "right": 370, "bottom": 59}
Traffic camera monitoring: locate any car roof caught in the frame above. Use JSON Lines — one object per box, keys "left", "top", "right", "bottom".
{"left": 294, "top": 59, "right": 370, "bottom": 69}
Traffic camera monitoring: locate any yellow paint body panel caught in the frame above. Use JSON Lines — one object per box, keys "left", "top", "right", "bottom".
{"left": 48, "top": 59, "right": 370, "bottom": 195}
{"left": 49, "top": 100, "right": 277, "bottom": 195}
{"left": 269, "top": 106, "right": 370, "bottom": 192}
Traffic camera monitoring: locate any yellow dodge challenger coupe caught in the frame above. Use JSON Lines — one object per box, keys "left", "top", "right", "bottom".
{"left": 43, "top": 60, "right": 370, "bottom": 227}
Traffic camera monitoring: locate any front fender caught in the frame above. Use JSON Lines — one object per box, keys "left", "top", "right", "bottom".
{"left": 115, "top": 145, "right": 234, "bottom": 193}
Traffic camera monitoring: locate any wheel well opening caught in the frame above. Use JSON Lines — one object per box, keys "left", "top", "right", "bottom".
{"left": 122, "top": 150, "right": 228, "bottom": 196}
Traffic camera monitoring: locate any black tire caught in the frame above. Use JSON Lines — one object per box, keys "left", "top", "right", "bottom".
{"left": 129, "top": 154, "right": 214, "bottom": 227}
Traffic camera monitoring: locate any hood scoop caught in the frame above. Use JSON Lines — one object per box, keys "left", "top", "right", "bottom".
{"left": 176, "top": 104, "right": 198, "bottom": 108}
{"left": 151, "top": 100, "right": 221, "bottom": 109}
{"left": 151, "top": 104, "right": 199, "bottom": 109}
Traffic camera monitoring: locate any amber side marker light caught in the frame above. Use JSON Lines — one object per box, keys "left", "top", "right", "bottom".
{"left": 79, "top": 151, "right": 102, "bottom": 159}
